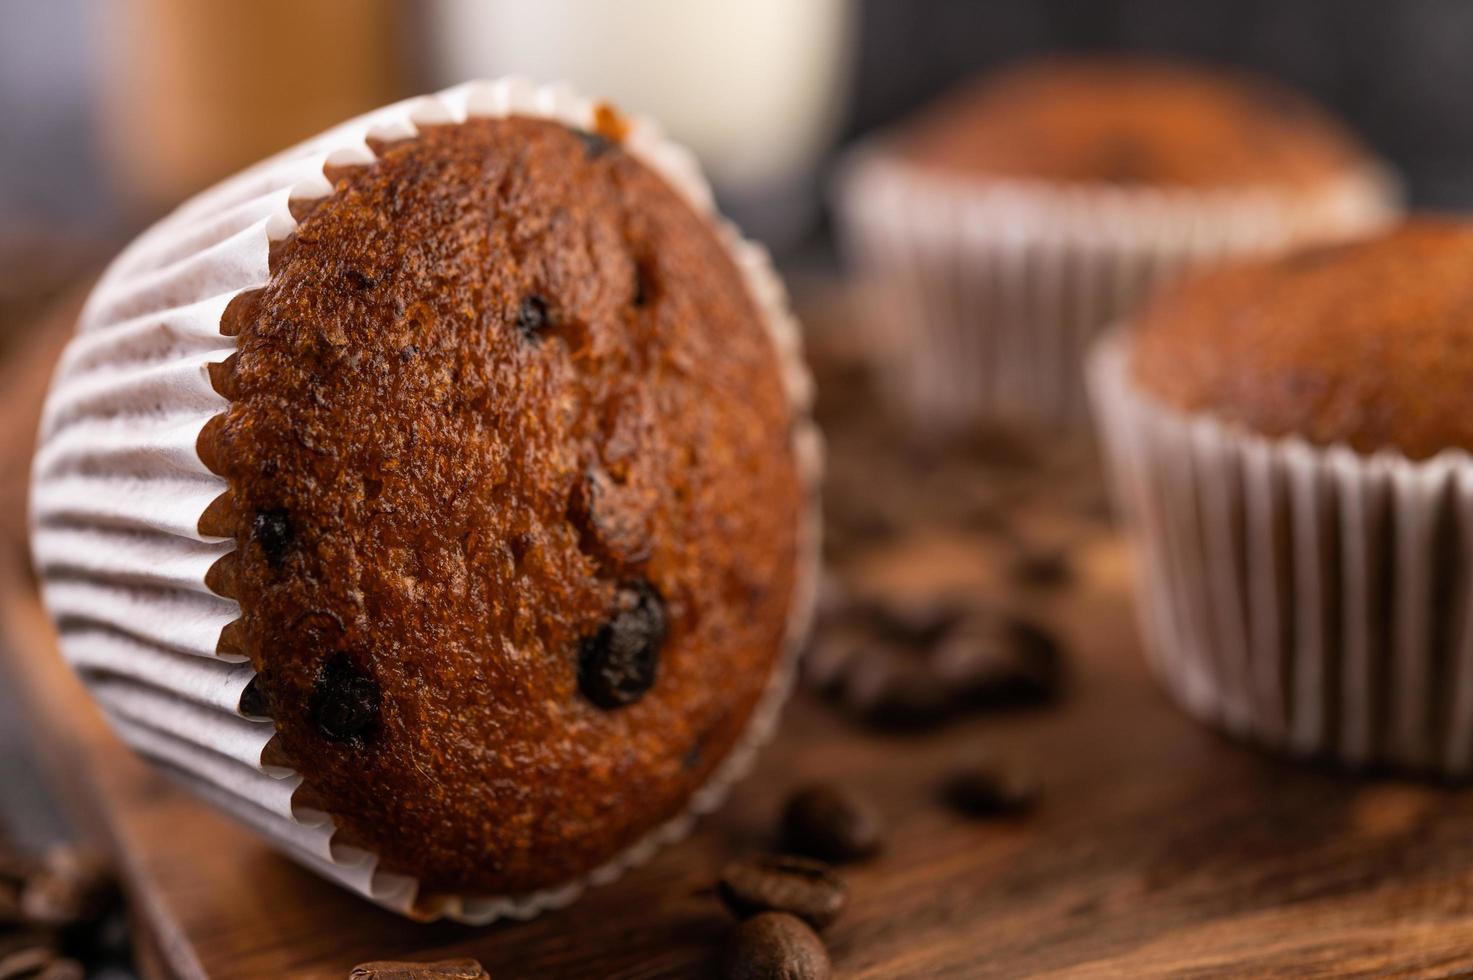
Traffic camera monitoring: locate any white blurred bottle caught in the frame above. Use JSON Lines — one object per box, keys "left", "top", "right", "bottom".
{"left": 429, "top": 0, "right": 855, "bottom": 250}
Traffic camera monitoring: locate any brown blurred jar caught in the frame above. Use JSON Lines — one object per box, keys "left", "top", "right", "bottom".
{"left": 97, "top": 0, "right": 405, "bottom": 216}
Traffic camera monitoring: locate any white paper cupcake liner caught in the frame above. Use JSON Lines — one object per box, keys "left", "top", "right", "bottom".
{"left": 1090, "top": 329, "right": 1473, "bottom": 778}
{"left": 835, "top": 145, "right": 1400, "bottom": 433}
{"left": 29, "top": 78, "right": 823, "bottom": 923}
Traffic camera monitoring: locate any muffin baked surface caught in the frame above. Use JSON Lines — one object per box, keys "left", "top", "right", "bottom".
{"left": 202, "top": 117, "right": 804, "bottom": 895}
{"left": 898, "top": 57, "right": 1370, "bottom": 187}
{"left": 1130, "top": 219, "right": 1473, "bottom": 460}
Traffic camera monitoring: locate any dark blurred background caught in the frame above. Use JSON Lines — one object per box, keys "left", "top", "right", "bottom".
{"left": 4, "top": 0, "right": 1473, "bottom": 265}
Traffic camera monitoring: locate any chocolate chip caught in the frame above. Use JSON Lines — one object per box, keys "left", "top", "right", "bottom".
{"left": 722, "top": 912, "right": 831, "bottom": 980}
{"left": 344, "top": 269, "right": 378, "bottom": 290}
{"left": 237, "top": 676, "right": 269, "bottom": 719}
{"left": 717, "top": 855, "right": 846, "bottom": 930}
{"left": 1008, "top": 546, "right": 1074, "bottom": 590}
{"left": 516, "top": 295, "right": 551, "bottom": 340}
{"left": 349, "top": 960, "right": 490, "bottom": 980}
{"left": 632, "top": 263, "right": 650, "bottom": 308}
{"left": 310, "top": 654, "right": 380, "bottom": 741}
{"left": 575, "top": 128, "right": 615, "bottom": 159}
{"left": 943, "top": 764, "right": 1038, "bottom": 818}
{"left": 782, "top": 783, "right": 884, "bottom": 863}
{"left": 578, "top": 580, "right": 666, "bottom": 709}
{"left": 251, "top": 509, "right": 293, "bottom": 570}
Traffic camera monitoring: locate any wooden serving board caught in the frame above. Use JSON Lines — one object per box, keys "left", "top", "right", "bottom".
{"left": 7, "top": 293, "right": 1473, "bottom": 979}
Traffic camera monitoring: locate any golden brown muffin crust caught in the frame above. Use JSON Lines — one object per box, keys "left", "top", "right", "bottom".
{"left": 898, "top": 57, "right": 1371, "bottom": 187}
{"left": 1130, "top": 219, "right": 1473, "bottom": 459}
{"left": 202, "top": 117, "right": 803, "bottom": 895}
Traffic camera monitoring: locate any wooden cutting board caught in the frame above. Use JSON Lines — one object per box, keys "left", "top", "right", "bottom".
{"left": 6, "top": 293, "right": 1473, "bottom": 979}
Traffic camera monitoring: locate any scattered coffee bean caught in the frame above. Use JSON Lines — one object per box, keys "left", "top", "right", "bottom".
{"left": 851, "top": 656, "right": 952, "bottom": 731}
{"left": 943, "top": 764, "right": 1038, "bottom": 818}
{"left": 782, "top": 783, "right": 884, "bottom": 863}
{"left": 349, "top": 959, "right": 490, "bottom": 980}
{"left": 717, "top": 855, "right": 846, "bottom": 931}
{"left": 721, "top": 912, "right": 830, "bottom": 980}
{"left": 578, "top": 580, "right": 666, "bottom": 709}
{"left": 18, "top": 850, "right": 112, "bottom": 928}
{"left": 251, "top": 509, "right": 293, "bottom": 570}
{"left": 516, "top": 294, "right": 551, "bottom": 340}
{"left": 311, "top": 654, "right": 381, "bottom": 741}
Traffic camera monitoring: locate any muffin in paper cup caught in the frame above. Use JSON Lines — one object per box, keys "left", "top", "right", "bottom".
{"left": 1090, "top": 220, "right": 1473, "bottom": 777}
{"left": 29, "top": 78, "right": 822, "bottom": 922}
{"left": 836, "top": 57, "right": 1400, "bottom": 435}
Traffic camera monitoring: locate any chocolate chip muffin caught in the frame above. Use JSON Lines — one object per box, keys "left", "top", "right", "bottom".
{"left": 836, "top": 55, "right": 1398, "bottom": 432}
{"left": 31, "top": 81, "right": 820, "bottom": 918}
{"left": 1091, "top": 217, "right": 1473, "bottom": 777}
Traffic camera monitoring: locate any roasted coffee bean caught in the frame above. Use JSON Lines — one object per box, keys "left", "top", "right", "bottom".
{"left": 782, "top": 783, "right": 884, "bottom": 863}
{"left": 516, "top": 294, "right": 551, "bottom": 340}
{"left": 575, "top": 128, "right": 615, "bottom": 158}
{"left": 717, "top": 855, "right": 846, "bottom": 930}
{"left": 251, "top": 509, "right": 293, "bottom": 570}
{"left": 943, "top": 764, "right": 1038, "bottom": 818}
{"left": 722, "top": 912, "right": 831, "bottom": 980}
{"left": 19, "top": 849, "right": 112, "bottom": 928}
{"left": 1001, "top": 619, "right": 1066, "bottom": 701}
{"left": 1008, "top": 546, "right": 1074, "bottom": 590}
{"left": 237, "top": 675, "right": 269, "bottom": 718}
{"left": 311, "top": 654, "right": 380, "bottom": 741}
{"left": 0, "top": 947, "right": 55, "bottom": 980}
{"left": 578, "top": 580, "right": 666, "bottom": 709}
{"left": 349, "top": 959, "right": 490, "bottom": 980}
{"left": 852, "top": 657, "right": 954, "bottom": 731}
{"left": 36, "top": 959, "right": 83, "bottom": 980}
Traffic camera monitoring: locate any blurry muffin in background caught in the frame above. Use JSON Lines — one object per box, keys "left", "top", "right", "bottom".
{"left": 1091, "top": 218, "right": 1473, "bottom": 778}
{"left": 837, "top": 56, "right": 1400, "bottom": 435}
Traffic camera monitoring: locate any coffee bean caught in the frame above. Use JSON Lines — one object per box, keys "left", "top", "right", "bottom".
{"left": 0, "top": 947, "right": 56, "bottom": 979}
{"left": 578, "top": 580, "right": 666, "bottom": 709}
{"left": 852, "top": 657, "right": 954, "bottom": 731}
{"left": 782, "top": 783, "right": 884, "bottom": 863}
{"left": 310, "top": 654, "right": 380, "bottom": 741}
{"left": 516, "top": 294, "right": 551, "bottom": 340}
{"left": 251, "top": 509, "right": 293, "bottom": 570}
{"left": 722, "top": 912, "right": 830, "bottom": 980}
{"left": 717, "top": 855, "right": 846, "bottom": 930}
{"left": 349, "top": 959, "right": 490, "bottom": 980}
{"left": 19, "top": 849, "right": 112, "bottom": 928}
{"left": 943, "top": 764, "right": 1038, "bottom": 818}
{"left": 36, "top": 959, "right": 83, "bottom": 980}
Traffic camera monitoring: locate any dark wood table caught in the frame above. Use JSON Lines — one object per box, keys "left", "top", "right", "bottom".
{"left": 5, "top": 291, "right": 1473, "bottom": 978}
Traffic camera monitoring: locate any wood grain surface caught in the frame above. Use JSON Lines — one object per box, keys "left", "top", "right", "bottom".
{"left": 5, "top": 291, "right": 1473, "bottom": 979}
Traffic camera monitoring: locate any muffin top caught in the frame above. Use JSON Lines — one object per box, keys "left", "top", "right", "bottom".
{"left": 1130, "top": 219, "right": 1473, "bottom": 460}
{"left": 200, "top": 116, "right": 805, "bottom": 896}
{"left": 897, "top": 57, "right": 1371, "bottom": 188}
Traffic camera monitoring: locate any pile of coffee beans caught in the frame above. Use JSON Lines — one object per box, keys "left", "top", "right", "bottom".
{"left": 805, "top": 589, "right": 1066, "bottom": 730}
{"left": 0, "top": 842, "right": 120, "bottom": 979}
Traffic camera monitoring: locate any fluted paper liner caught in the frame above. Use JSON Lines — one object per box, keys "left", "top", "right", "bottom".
{"left": 30, "top": 79, "right": 823, "bottom": 923}
{"left": 1090, "top": 330, "right": 1473, "bottom": 777}
{"left": 836, "top": 145, "right": 1399, "bottom": 433}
